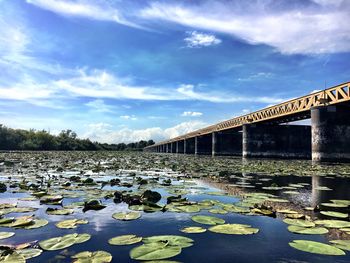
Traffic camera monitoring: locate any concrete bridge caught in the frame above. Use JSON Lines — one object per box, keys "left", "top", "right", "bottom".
{"left": 144, "top": 82, "right": 350, "bottom": 162}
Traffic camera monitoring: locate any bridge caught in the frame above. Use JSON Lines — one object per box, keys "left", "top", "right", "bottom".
{"left": 144, "top": 81, "right": 350, "bottom": 162}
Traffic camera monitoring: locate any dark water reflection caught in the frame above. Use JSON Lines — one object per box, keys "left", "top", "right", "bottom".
{"left": 1, "top": 153, "right": 350, "bottom": 262}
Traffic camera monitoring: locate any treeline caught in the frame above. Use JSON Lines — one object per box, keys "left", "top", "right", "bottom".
{"left": 0, "top": 125, "right": 154, "bottom": 151}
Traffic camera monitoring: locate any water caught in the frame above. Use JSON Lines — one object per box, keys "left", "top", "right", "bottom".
{"left": 1, "top": 151, "right": 350, "bottom": 262}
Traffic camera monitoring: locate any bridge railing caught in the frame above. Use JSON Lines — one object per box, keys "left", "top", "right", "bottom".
{"left": 146, "top": 81, "right": 350, "bottom": 148}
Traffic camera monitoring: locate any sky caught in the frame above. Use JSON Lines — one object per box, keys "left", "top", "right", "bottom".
{"left": 0, "top": 0, "right": 350, "bottom": 143}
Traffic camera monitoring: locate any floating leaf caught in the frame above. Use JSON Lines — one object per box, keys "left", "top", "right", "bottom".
{"left": 321, "top": 203, "right": 348, "bottom": 208}
{"left": 46, "top": 208, "right": 74, "bottom": 215}
{"left": 330, "top": 240, "right": 350, "bottom": 251}
{"left": 287, "top": 226, "right": 328, "bottom": 235}
{"left": 209, "top": 224, "right": 259, "bottom": 235}
{"left": 314, "top": 220, "right": 350, "bottom": 228}
{"left": 17, "top": 248, "right": 43, "bottom": 259}
{"left": 0, "top": 251, "right": 25, "bottom": 263}
{"left": 108, "top": 235, "right": 142, "bottom": 245}
{"left": 283, "top": 219, "right": 315, "bottom": 228}
{"left": 23, "top": 219, "right": 48, "bottom": 229}
{"left": 180, "top": 227, "right": 206, "bottom": 234}
{"left": 0, "top": 232, "right": 14, "bottom": 240}
{"left": 71, "top": 251, "right": 112, "bottom": 263}
{"left": 191, "top": 215, "right": 225, "bottom": 225}
{"left": 112, "top": 211, "right": 141, "bottom": 221}
{"left": 56, "top": 219, "right": 88, "bottom": 229}
{"left": 143, "top": 235, "right": 193, "bottom": 248}
{"left": 320, "top": 211, "right": 348, "bottom": 219}
{"left": 208, "top": 209, "right": 228, "bottom": 215}
{"left": 289, "top": 240, "right": 345, "bottom": 255}
{"left": 130, "top": 242, "right": 181, "bottom": 261}
{"left": 39, "top": 233, "right": 91, "bottom": 251}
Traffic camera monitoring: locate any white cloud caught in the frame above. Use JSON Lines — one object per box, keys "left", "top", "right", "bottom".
{"left": 83, "top": 120, "right": 207, "bottom": 143}
{"left": 120, "top": 115, "right": 137, "bottom": 121}
{"left": 238, "top": 72, "right": 273, "bottom": 82}
{"left": 184, "top": 31, "right": 221, "bottom": 48}
{"left": 0, "top": 68, "right": 284, "bottom": 105}
{"left": 85, "top": 99, "right": 113, "bottom": 113}
{"left": 26, "top": 0, "right": 143, "bottom": 29}
{"left": 140, "top": 2, "right": 350, "bottom": 54}
{"left": 181, "top": 111, "right": 203, "bottom": 117}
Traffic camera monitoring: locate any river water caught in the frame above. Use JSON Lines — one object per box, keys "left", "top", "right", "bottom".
{"left": 0, "top": 151, "right": 350, "bottom": 262}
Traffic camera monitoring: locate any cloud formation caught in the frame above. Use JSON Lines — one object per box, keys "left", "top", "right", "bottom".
{"left": 84, "top": 120, "right": 207, "bottom": 143}
{"left": 181, "top": 111, "right": 203, "bottom": 117}
{"left": 141, "top": 1, "right": 350, "bottom": 54}
{"left": 184, "top": 31, "right": 221, "bottom": 48}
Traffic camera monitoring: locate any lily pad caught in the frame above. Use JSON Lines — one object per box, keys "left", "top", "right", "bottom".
{"left": 320, "top": 211, "right": 348, "bottom": 219}
{"left": 191, "top": 215, "right": 225, "bottom": 225}
{"left": 287, "top": 226, "right": 329, "bottom": 235}
{"left": 180, "top": 226, "right": 206, "bottom": 234}
{"left": 39, "top": 233, "right": 91, "bottom": 251}
{"left": 56, "top": 219, "right": 88, "bottom": 229}
{"left": 143, "top": 235, "right": 193, "bottom": 248}
{"left": 0, "top": 232, "right": 15, "bottom": 240}
{"left": 112, "top": 211, "right": 141, "bottom": 221}
{"left": 108, "top": 235, "right": 142, "bottom": 245}
{"left": 130, "top": 242, "right": 182, "bottom": 261}
{"left": 71, "top": 251, "right": 112, "bottom": 263}
{"left": 17, "top": 248, "right": 43, "bottom": 259}
{"left": 46, "top": 208, "right": 74, "bottom": 215}
{"left": 23, "top": 219, "right": 48, "bottom": 229}
{"left": 209, "top": 224, "right": 259, "bottom": 235}
{"left": 0, "top": 251, "right": 25, "bottom": 263}
{"left": 283, "top": 219, "right": 315, "bottom": 228}
{"left": 314, "top": 220, "right": 350, "bottom": 228}
{"left": 330, "top": 240, "right": 350, "bottom": 251}
{"left": 289, "top": 240, "right": 345, "bottom": 255}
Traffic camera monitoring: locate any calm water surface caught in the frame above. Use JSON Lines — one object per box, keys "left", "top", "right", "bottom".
{"left": 1, "top": 152, "right": 350, "bottom": 263}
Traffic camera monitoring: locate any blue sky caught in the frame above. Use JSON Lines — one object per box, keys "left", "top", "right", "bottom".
{"left": 0, "top": 0, "right": 349, "bottom": 143}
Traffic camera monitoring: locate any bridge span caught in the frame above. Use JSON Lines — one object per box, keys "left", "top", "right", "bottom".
{"left": 144, "top": 81, "right": 350, "bottom": 162}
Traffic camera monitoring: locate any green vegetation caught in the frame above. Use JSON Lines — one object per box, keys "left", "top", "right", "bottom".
{"left": 0, "top": 124, "right": 154, "bottom": 151}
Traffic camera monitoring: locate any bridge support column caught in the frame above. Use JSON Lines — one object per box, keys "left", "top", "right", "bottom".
{"left": 195, "top": 134, "right": 212, "bottom": 155}
{"left": 176, "top": 140, "right": 184, "bottom": 154}
{"left": 311, "top": 105, "right": 350, "bottom": 162}
{"left": 171, "top": 142, "right": 176, "bottom": 153}
{"left": 212, "top": 129, "right": 242, "bottom": 156}
{"left": 184, "top": 138, "right": 195, "bottom": 154}
{"left": 243, "top": 124, "right": 311, "bottom": 159}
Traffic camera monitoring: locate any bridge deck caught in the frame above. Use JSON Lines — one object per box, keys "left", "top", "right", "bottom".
{"left": 146, "top": 81, "right": 350, "bottom": 148}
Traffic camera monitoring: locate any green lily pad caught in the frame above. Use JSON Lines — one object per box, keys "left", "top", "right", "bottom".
{"left": 330, "top": 240, "right": 350, "bottom": 251}
{"left": 39, "top": 233, "right": 91, "bottom": 251}
{"left": 289, "top": 240, "right": 345, "bottom": 255}
{"left": 71, "top": 251, "right": 112, "bottom": 263}
{"left": 287, "top": 226, "right": 329, "bottom": 235}
{"left": 180, "top": 226, "right": 206, "bottom": 234}
{"left": 23, "top": 219, "right": 48, "bottom": 229}
{"left": 0, "top": 232, "right": 15, "bottom": 240}
{"left": 143, "top": 235, "right": 194, "bottom": 248}
{"left": 130, "top": 242, "right": 182, "bottom": 261}
{"left": 321, "top": 203, "right": 348, "bottom": 208}
{"left": 176, "top": 205, "right": 201, "bottom": 213}
{"left": 314, "top": 220, "right": 350, "bottom": 228}
{"left": 112, "top": 211, "right": 141, "bottom": 221}
{"left": 320, "top": 211, "right": 348, "bottom": 219}
{"left": 191, "top": 215, "right": 225, "bottom": 225}
{"left": 283, "top": 219, "right": 315, "bottom": 228}
{"left": 56, "top": 219, "right": 88, "bottom": 229}
{"left": 46, "top": 208, "right": 74, "bottom": 215}
{"left": 208, "top": 209, "right": 228, "bottom": 214}
{"left": 209, "top": 224, "right": 259, "bottom": 235}
{"left": 17, "top": 248, "right": 43, "bottom": 259}
{"left": 0, "top": 251, "right": 25, "bottom": 263}
{"left": 108, "top": 235, "right": 142, "bottom": 245}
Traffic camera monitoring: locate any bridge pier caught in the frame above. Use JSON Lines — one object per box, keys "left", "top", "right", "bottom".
{"left": 212, "top": 129, "right": 242, "bottom": 156}
{"left": 195, "top": 134, "right": 212, "bottom": 155}
{"left": 176, "top": 140, "right": 184, "bottom": 154}
{"left": 243, "top": 124, "right": 311, "bottom": 159}
{"left": 184, "top": 138, "right": 195, "bottom": 154}
{"left": 171, "top": 142, "right": 176, "bottom": 153}
{"left": 311, "top": 104, "right": 350, "bottom": 162}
